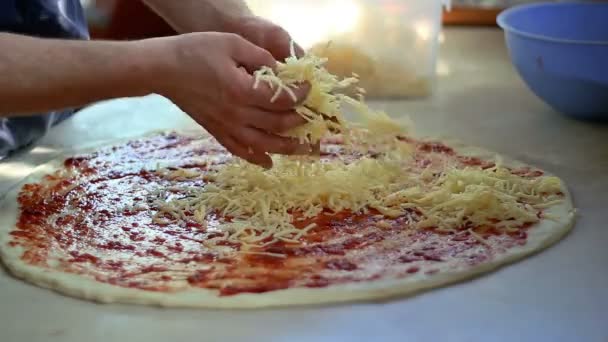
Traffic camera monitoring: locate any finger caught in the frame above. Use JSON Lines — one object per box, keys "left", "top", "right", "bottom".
{"left": 237, "top": 127, "right": 313, "bottom": 156}
{"left": 263, "top": 25, "right": 305, "bottom": 60}
{"left": 292, "top": 42, "right": 306, "bottom": 58}
{"left": 240, "top": 69, "right": 310, "bottom": 110}
{"left": 256, "top": 82, "right": 310, "bottom": 111}
{"left": 223, "top": 133, "right": 273, "bottom": 168}
{"left": 204, "top": 118, "right": 273, "bottom": 168}
{"left": 265, "top": 29, "right": 293, "bottom": 61}
{"left": 267, "top": 38, "right": 304, "bottom": 60}
{"left": 237, "top": 107, "right": 306, "bottom": 133}
{"left": 227, "top": 33, "right": 277, "bottom": 73}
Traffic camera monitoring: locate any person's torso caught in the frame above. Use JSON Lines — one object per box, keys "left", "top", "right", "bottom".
{"left": 0, "top": 0, "right": 88, "bottom": 159}
{"left": 0, "top": 0, "right": 88, "bottom": 39}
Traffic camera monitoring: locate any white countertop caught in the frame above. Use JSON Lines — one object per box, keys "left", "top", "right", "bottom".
{"left": 1, "top": 28, "right": 607, "bottom": 342}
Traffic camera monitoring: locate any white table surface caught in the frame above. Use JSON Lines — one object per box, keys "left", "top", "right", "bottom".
{"left": 1, "top": 28, "right": 607, "bottom": 342}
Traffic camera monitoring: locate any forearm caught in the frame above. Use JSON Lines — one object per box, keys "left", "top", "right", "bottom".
{"left": 0, "top": 33, "right": 158, "bottom": 116}
{"left": 143, "top": 0, "right": 252, "bottom": 33}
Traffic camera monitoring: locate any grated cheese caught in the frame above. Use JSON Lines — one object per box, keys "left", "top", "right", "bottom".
{"left": 237, "top": 251, "right": 287, "bottom": 258}
{"left": 253, "top": 42, "right": 407, "bottom": 146}
{"left": 156, "top": 154, "right": 564, "bottom": 247}
{"left": 383, "top": 162, "right": 564, "bottom": 232}
{"left": 151, "top": 49, "right": 566, "bottom": 248}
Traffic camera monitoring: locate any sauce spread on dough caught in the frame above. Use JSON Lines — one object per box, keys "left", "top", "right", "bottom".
{"left": 10, "top": 133, "right": 544, "bottom": 296}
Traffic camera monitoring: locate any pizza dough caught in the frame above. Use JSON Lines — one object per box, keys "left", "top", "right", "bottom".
{"left": 0, "top": 132, "right": 575, "bottom": 308}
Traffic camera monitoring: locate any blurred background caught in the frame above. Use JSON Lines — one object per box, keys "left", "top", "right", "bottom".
{"left": 83, "top": 0, "right": 548, "bottom": 40}
{"left": 81, "top": 0, "right": 551, "bottom": 100}
{"left": 80, "top": 0, "right": 606, "bottom": 116}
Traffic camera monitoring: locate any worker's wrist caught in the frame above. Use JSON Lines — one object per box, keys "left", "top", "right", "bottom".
{"left": 123, "top": 38, "right": 175, "bottom": 97}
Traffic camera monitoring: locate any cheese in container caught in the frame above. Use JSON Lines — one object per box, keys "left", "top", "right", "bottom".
{"left": 246, "top": 0, "right": 451, "bottom": 98}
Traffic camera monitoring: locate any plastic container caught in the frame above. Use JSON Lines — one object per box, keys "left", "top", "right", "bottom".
{"left": 497, "top": 2, "right": 608, "bottom": 120}
{"left": 246, "top": 0, "right": 450, "bottom": 98}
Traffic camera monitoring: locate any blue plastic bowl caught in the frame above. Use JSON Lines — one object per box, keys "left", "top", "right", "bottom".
{"left": 497, "top": 2, "right": 608, "bottom": 120}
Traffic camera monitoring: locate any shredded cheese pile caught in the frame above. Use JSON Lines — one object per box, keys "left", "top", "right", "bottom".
{"left": 383, "top": 162, "right": 564, "bottom": 232}
{"left": 170, "top": 156, "right": 405, "bottom": 243}
{"left": 151, "top": 49, "right": 566, "bottom": 247}
{"left": 155, "top": 157, "right": 564, "bottom": 247}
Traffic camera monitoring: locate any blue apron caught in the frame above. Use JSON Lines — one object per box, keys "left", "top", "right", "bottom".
{"left": 0, "top": 0, "right": 88, "bottom": 159}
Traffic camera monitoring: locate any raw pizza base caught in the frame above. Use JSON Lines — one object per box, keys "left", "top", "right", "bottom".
{"left": 0, "top": 132, "right": 576, "bottom": 308}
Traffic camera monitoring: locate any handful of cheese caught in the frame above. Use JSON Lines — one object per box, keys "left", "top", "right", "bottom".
{"left": 253, "top": 43, "right": 406, "bottom": 145}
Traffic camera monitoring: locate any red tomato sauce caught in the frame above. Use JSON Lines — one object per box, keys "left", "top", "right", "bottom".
{"left": 8, "top": 133, "right": 544, "bottom": 296}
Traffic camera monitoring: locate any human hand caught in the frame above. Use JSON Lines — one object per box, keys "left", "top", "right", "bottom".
{"left": 148, "top": 32, "right": 310, "bottom": 168}
{"left": 227, "top": 16, "right": 305, "bottom": 61}
{"left": 142, "top": 1, "right": 303, "bottom": 61}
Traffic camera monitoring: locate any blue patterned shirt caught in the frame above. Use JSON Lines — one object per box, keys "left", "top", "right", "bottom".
{"left": 0, "top": 0, "right": 88, "bottom": 158}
